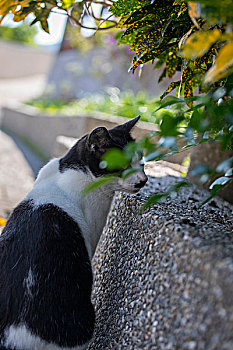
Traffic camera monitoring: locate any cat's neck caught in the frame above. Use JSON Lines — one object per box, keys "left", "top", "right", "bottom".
{"left": 56, "top": 163, "right": 115, "bottom": 256}
{"left": 29, "top": 158, "right": 115, "bottom": 258}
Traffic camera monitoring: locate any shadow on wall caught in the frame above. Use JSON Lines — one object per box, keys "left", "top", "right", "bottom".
{"left": 5, "top": 131, "right": 45, "bottom": 177}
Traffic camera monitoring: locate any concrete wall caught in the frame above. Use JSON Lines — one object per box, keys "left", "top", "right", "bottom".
{"left": 0, "top": 40, "right": 54, "bottom": 79}
{"left": 89, "top": 176, "right": 233, "bottom": 349}
{"left": 0, "top": 106, "right": 157, "bottom": 159}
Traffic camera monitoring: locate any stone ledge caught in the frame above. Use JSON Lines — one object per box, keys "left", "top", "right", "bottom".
{"left": 1, "top": 106, "right": 190, "bottom": 165}
{"left": 90, "top": 175, "right": 233, "bottom": 350}
{"left": 0, "top": 106, "right": 158, "bottom": 159}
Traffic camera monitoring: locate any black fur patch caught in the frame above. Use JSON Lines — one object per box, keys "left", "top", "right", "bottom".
{"left": 0, "top": 200, "right": 94, "bottom": 348}
{"left": 59, "top": 135, "right": 89, "bottom": 174}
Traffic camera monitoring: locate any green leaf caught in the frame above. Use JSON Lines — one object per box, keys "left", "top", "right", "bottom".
{"left": 166, "top": 50, "right": 181, "bottom": 78}
{"left": 144, "top": 150, "right": 162, "bottom": 162}
{"left": 189, "top": 110, "right": 203, "bottom": 130}
{"left": 198, "top": 194, "right": 215, "bottom": 208}
{"left": 155, "top": 96, "right": 183, "bottom": 111}
{"left": 121, "top": 18, "right": 155, "bottom": 39}
{"left": 160, "top": 115, "right": 178, "bottom": 136}
{"left": 191, "top": 164, "right": 213, "bottom": 176}
{"left": 198, "top": 179, "right": 233, "bottom": 207}
{"left": 158, "top": 136, "right": 178, "bottom": 150}
{"left": 158, "top": 67, "right": 167, "bottom": 83}
{"left": 140, "top": 181, "right": 189, "bottom": 211}
{"left": 102, "top": 148, "right": 130, "bottom": 171}
{"left": 216, "top": 157, "right": 233, "bottom": 173}
{"left": 160, "top": 81, "right": 180, "bottom": 100}
{"left": 140, "top": 193, "right": 166, "bottom": 210}
{"left": 82, "top": 175, "right": 117, "bottom": 196}
{"left": 110, "top": 0, "right": 147, "bottom": 18}
{"left": 124, "top": 141, "right": 143, "bottom": 161}
{"left": 197, "top": 0, "right": 233, "bottom": 24}
{"left": 225, "top": 168, "right": 233, "bottom": 177}
{"left": 124, "top": 3, "right": 155, "bottom": 25}
{"left": 184, "top": 127, "right": 195, "bottom": 145}
{"left": 209, "top": 176, "right": 231, "bottom": 189}
{"left": 121, "top": 167, "right": 142, "bottom": 179}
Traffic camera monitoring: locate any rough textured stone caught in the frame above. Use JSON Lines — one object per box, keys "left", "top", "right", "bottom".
{"left": 89, "top": 173, "right": 233, "bottom": 350}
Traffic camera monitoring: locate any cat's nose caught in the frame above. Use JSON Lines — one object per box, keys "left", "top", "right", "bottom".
{"left": 135, "top": 175, "right": 148, "bottom": 188}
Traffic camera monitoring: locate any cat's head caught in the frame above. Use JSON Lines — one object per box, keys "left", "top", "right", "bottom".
{"left": 59, "top": 116, "right": 148, "bottom": 193}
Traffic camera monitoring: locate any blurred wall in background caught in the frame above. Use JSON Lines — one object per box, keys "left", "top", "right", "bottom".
{"left": 0, "top": 39, "right": 54, "bottom": 106}
{"left": 0, "top": 40, "right": 54, "bottom": 78}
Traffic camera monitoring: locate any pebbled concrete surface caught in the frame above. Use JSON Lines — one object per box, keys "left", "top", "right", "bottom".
{"left": 90, "top": 175, "right": 233, "bottom": 350}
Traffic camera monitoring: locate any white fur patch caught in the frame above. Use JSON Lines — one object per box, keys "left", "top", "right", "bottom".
{"left": 3, "top": 324, "right": 89, "bottom": 350}
{"left": 24, "top": 268, "right": 35, "bottom": 298}
{"left": 26, "top": 159, "right": 114, "bottom": 258}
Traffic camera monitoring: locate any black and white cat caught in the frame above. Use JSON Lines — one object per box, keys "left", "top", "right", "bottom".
{"left": 0, "top": 116, "right": 147, "bottom": 350}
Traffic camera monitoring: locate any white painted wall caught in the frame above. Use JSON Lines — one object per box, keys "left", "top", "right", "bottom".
{"left": 0, "top": 40, "right": 54, "bottom": 79}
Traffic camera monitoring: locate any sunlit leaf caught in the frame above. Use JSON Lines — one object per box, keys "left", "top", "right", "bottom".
{"left": 0, "top": 217, "right": 7, "bottom": 226}
{"left": 110, "top": 0, "right": 146, "bottom": 19}
{"left": 62, "top": 0, "right": 75, "bottom": 10}
{"left": 181, "top": 29, "right": 221, "bottom": 59}
{"left": 204, "top": 41, "right": 233, "bottom": 84}
{"left": 181, "top": 155, "right": 191, "bottom": 177}
{"left": 188, "top": 2, "right": 200, "bottom": 18}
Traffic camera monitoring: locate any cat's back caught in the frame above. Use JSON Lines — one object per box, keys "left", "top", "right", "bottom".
{"left": 0, "top": 199, "right": 94, "bottom": 349}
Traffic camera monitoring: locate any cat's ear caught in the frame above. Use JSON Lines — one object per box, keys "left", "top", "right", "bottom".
{"left": 87, "top": 127, "right": 111, "bottom": 150}
{"left": 113, "top": 115, "right": 141, "bottom": 134}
